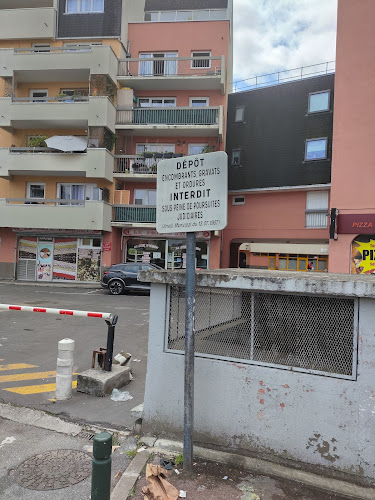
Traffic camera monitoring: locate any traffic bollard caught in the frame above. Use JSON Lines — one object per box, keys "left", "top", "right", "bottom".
{"left": 55, "top": 338, "right": 74, "bottom": 401}
{"left": 91, "top": 432, "right": 112, "bottom": 500}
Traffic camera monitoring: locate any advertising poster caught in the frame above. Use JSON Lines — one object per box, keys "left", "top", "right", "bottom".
{"left": 37, "top": 243, "right": 53, "bottom": 281}
{"left": 53, "top": 239, "right": 78, "bottom": 281}
{"left": 351, "top": 236, "right": 375, "bottom": 274}
{"left": 77, "top": 248, "right": 101, "bottom": 282}
{"left": 18, "top": 238, "right": 38, "bottom": 260}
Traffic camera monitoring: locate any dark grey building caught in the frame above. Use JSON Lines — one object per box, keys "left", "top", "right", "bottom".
{"left": 57, "top": 0, "right": 122, "bottom": 39}
{"left": 226, "top": 74, "right": 335, "bottom": 191}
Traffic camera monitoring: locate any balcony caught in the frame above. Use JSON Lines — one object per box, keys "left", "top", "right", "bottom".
{"left": 0, "top": 148, "right": 114, "bottom": 182}
{"left": 118, "top": 56, "right": 226, "bottom": 93}
{"left": 0, "top": 199, "right": 112, "bottom": 232}
{"left": 0, "top": 45, "right": 118, "bottom": 84}
{"left": 113, "top": 205, "right": 156, "bottom": 226}
{"left": 0, "top": 7, "right": 56, "bottom": 40}
{"left": 114, "top": 155, "right": 168, "bottom": 180}
{"left": 0, "top": 96, "right": 116, "bottom": 133}
{"left": 116, "top": 106, "right": 223, "bottom": 138}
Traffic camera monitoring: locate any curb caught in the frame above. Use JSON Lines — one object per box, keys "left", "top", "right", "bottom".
{"left": 151, "top": 438, "right": 375, "bottom": 500}
{"left": 111, "top": 450, "right": 151, "bottom": 499}
{"left": 0, "top": 280, "right": 101, "bottom": 289}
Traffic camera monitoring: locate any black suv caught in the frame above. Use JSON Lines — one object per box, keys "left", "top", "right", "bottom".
{"left": 102, "top": 263, "right": 162, "bottom": 295}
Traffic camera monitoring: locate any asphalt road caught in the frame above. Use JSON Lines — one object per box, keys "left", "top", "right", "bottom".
{"left": 0, "top": 283, "right": 150, "bottom": 430}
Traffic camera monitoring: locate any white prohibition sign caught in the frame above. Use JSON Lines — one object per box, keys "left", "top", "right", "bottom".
{"left": 156, "top": 151, "right": 228, "bottom": 234}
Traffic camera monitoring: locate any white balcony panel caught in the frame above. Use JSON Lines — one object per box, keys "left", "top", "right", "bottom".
{"left": 0, "top": 148, "right": 114, "bottom": 182}
{"left": 0, "top": 200, "right": 112, "bottom": 232}
{"left": 0, "top": 97, "right": 116, "bottom": 133}
{"left": 0, "top": 45, "right": 118, "bottom": 84}
{"left": 0, "top": 8, "right": 56, "bottom": 40}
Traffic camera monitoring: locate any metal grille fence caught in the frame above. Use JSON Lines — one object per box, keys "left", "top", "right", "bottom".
{"left": 167, "top": 287, "right": 357, "bottom": 379}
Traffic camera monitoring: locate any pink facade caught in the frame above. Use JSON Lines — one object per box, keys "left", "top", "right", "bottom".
{"left": 222, "top": 190, "right": 329, "bottom": 269}
{"left": 329, "top": 0, "right": 375, "bottom": 273}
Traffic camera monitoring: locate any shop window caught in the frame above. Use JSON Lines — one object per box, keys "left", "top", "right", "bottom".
{"left": 306, "top": 191, "right": 329, "bottom": 228}
{"left": 268, "top": 255, "right": 276, "bottom": 270}
{"left": 235, "top": 106, "right": 245, "bottom": 123}
{"left": 232, "top": 196, "right": 245, "bottom": 205}
{"left": 231, "top": 150, "right": 241, "bottom": 166}
{"left": 308, "top": 90, "right": 330, "bottom": 113}
{"left": 80, "top": 238, "right": 101, "bottom": 248}
{"left": 27, "top": 183, "right": 45, "bottom": 200}
{"left": 305, "top": 138, "right": 328, "bottom": 161}
{"left": 66, "top": 0, "right": 104, "bottom": 13}
{"left": 191, "top": 51, "right": 211, "bottom": 69}
{"left": 277, "top": 253, "right": 328, "bottom": 272}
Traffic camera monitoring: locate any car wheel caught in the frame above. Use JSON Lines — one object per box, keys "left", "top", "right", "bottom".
{"left": 108, "top": 279, "right": 124, "bottom": 295}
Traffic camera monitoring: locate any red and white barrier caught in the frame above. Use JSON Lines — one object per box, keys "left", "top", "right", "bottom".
{"left": 0, "top": 303, "right": 113, "bottom": 321}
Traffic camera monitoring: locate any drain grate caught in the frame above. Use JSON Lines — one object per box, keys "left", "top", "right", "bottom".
{"left": 13, "top": 449, "right": 91, "bottom": 490}
{"left": 78, "top": 430, "right": 95, "bottom": 441}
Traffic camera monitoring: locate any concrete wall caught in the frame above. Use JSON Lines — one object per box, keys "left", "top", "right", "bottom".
{"left": 0, "top": 8, "right": 56, "bottom": 40}
{"left": 142, "top": 270, "right": 375, "bottom": 484}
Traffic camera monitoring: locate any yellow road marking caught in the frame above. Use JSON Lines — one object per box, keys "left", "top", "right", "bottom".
{"left": 0, "top": 364, "right": 38, "bottom": 372}
{"left": 0, "top": 371, "right": 56, "bottom": 383}
{"left": 4, "top": 381, "right": 77, "bottom": 395}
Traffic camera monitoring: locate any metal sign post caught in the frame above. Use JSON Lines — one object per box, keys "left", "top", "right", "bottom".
{"left": 156, "top": 151, "right": 228, "bottom": 472}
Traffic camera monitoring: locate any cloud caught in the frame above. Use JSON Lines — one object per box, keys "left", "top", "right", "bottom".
{"left": 232, "top": 0, "right": 338, "bottom": 91}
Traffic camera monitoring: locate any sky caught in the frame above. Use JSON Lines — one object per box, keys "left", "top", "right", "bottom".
{"left": 232, "top": 0, "right": 338, "bottom": 91}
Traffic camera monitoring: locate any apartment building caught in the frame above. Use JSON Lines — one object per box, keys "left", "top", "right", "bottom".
{"left": 223, "top": 71, "right": 334, "bottom": 271}
{"left": 0, "top": 0, "right": 233, "bottom": 281}
{"left": 329, "top": 0, "right": 375, "bottom": 274}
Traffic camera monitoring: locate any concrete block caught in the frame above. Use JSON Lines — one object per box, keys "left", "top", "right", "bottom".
{"left": 130, "top": 403, "right": 144, "bottom": 419}
{"left": 77, "top": 365, "right": 131, "bottom": 397}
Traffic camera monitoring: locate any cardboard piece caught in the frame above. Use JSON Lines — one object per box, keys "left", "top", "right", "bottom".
{"left": 142, "top": 464, "right": 179, "bottom": 500}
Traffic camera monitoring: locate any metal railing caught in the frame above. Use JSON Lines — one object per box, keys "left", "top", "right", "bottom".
{"left": 116, "top": 106, "right": 219, "bottom": 125}
{"left": 14, "top": 46, "right": 93, "bottom": 54}
{"left": 118, "top": 56, "right": 224, "bottom": 78}
{"left": 114, "top": 155, "right": 162, "bottom": 174}
{"left": 11, "top": 96, "right": 89, "bottom": 103}
{"left": 232, "top": 61, "right": 335, "bottom": 93}
{"left": 113, "top": 205, "right": 156, "bottom": 223}
{"left": 8, "top": 147, "right": 82, "bottom": 154}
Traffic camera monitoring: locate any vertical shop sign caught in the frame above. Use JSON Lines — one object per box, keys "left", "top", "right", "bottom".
{"left": 351, "top": 237, "right": 375, "bottom": 274}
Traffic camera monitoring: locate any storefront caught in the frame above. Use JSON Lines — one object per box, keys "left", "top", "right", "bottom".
{"left": 122, "top": 229, "right": 211, "bottom": 269}
{"left": 15, "top": 229, "right": 103, "bottom": 282}
{"left": 239, "top": 242, "right": 329, "bottom": 272}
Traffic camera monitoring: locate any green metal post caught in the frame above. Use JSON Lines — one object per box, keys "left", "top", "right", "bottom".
{"left": 91, "top": 432, "right": 112, "bottom": 500}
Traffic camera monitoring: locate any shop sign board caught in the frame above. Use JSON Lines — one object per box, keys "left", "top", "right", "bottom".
{"left": 122, "top": 228, "right": 210, "bottom": 239}
{"left": 338, "top": 214, "right": 375, "bottom": 234}
{"left": 352, "top": 236, "right": 375, "bottom": 274}
{"left": 102, "top": 242, "right": 111, "bottom": 251}
{"left": 156, "top": 152, "right": 228, "bottom": 234}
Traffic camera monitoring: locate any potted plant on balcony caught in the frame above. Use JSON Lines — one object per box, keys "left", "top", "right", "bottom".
{"left": 29, "top": 136, "right": 48, "bottom": 149}
{"left": 151, "top": 163, "right": 158, "bottom": 174}
{"left": 143, "top": 151, "right": 154, "bottom": 159}
{"left": 202, "top": 145, "right": 216, "bottom": 153}
{"left": 163, "top": 151, "right": 173, "bottom": 159}
{"left": 56, "top": 93, "right": 67, "bottom": 102}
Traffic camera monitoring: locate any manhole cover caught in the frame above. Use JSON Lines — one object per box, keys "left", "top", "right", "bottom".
{"left": 13, "top": 449, "right": 91, "bottom": 490}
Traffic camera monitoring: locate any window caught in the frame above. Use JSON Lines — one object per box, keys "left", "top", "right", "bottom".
{"left": 188, "top": 144, "right": 207, "bottom": 155}
{"left": 306, "top": 191, "right": 329, "bottom": 228}
{"left": 58, "top": 184, "right": 85, "bottom": 205}
{"left": 305, "top": 138, "right": 328, "bottom": 161}
{"left": 30, "top": 90, "right": 48, "bottom": 102}
{"left": 144, "top": 10, "right": 227, "bottom": 22}
{"left": 66, "top": 0, "right": 104, "bottom": 13}
{"left": 191, "top": 51, "right": 211, "bottom": 69}
{"left": 235, "top": 106, "right": 245, "bottom": 122}
{"left": 27, "top": 183, "right": 45, "bottom": 199}
{"left": 308, "top": 90, "right": 330, "bottom": 113}
{"left": 138, "top": 98, "right": 176, "bottom": 107}
{"left": 32, "top": 44, "right": 50, "bottom": 53}
{"left": 189, "top": 98, "right": 209, "bottom": 107}
{"left": 60, "top": 89, "right": 89, "bottom": 101}
{"left": 136, "top": 144, "right": 175, "bottom": 154}
{"left": 231, "top": 150, "right": 241, "bottom": 166}
{"left": 232, "top": 196, "right": 245, "bottom": 205}
{"left": 134, "top": 189, "right": 156, "bottom": 206}
{"left": 139, "top": 52, "right": 178, "bottom": 76}
{"left": 64, "top": 42, "right": 101, "bottom": 52}
{"left": 80, "top": 238, "right": 101, "bottom": 247}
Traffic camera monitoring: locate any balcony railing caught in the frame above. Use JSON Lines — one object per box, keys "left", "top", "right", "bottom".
{"left": 115, "top": 155, "right": 159, "bottom": 174}
{"left": 12, "top": 96, "right": 89, "bottom": 103}
{"left": 116, "top": 106, "right": 219, "bottom": 126}
{"left": 113, "top": 205, "right": 156, "bottom": 223}
{"left": 14, "top": 45, "right": 93, "bottom": 54}
{"left": 118, "top": 56, "right": 224, "bottom": 78}
{"left": 9, "top": 147, "right": 82, "bottom": 154}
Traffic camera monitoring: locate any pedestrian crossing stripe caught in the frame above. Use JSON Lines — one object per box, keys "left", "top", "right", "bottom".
{"left": 4, "top": 381, "right": 77, "bottom": 395}
{"left": 0, "top": 370, "right": 57, "bottom": 383}
{"left": 0, "top": 363, "right": 38, "bottom": 371}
